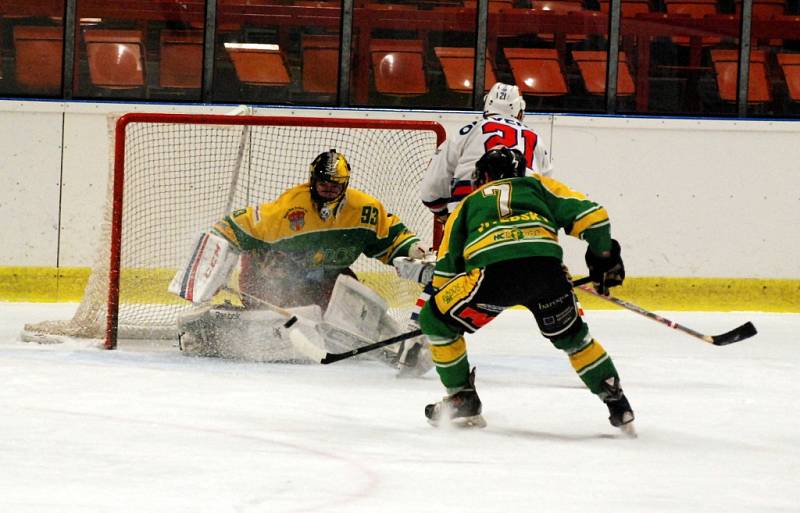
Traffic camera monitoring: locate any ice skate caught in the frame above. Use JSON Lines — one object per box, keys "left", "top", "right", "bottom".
{"left": 601, "top": 377, "right": 636, "bottom": 438}
{"left": 425, "top": 368, "right": 486, "bottom": 428}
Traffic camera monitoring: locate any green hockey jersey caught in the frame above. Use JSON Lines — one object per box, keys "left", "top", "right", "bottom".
{"left": 433, "top": 174, "right": 612, "bottom": 289}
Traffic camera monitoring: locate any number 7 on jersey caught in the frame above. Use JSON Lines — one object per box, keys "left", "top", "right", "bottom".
{"left": 482, "top": 183, "right": 512, "bottom": 217}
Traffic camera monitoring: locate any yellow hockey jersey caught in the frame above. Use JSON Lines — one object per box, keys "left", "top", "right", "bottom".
{"left": 213, "top": 183, "right": 420, "bottom": 277}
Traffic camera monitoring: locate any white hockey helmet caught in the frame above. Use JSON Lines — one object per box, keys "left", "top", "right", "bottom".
{"left": 483, "top": 82, "right": 526, "bottom": 120}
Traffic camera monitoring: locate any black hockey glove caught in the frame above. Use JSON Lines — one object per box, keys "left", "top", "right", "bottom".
{"left": 584, "top": 239, "right": 625, "bottom": 296}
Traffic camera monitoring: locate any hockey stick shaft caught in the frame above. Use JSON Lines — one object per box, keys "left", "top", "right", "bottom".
{"left": 319, "top": 329, "right": 423, "bottom": 364}
{"left": 317, "top": 276, "right": 595, "bottom": 364}
{"left": 576, "top": 284, "right": 756, "bottom": 345}
{"left": 223, "top": 287, "right": 298, "bottom": 328}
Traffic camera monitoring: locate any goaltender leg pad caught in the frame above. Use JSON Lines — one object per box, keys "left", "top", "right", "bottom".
{"left": 324, "top": 274, "right": 389, "bottom": 342}
{"left": 177, "top": 302, "right": 324, "bottom": 362}
{"left": 169, "top": 231, "right": 240, "bottom": 304}
{"left": 322, "top": 274, "right": 411, "bottom": 366}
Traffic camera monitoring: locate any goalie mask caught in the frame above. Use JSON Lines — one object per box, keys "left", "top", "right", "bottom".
{"left": 483, "top": 82, "right": 526, "bottom": 121}
{"left": 309, "top": 149, "right": 351, "bottom": 219}
{"left": 473, "top": 146, "right": 526, "bottom": 186}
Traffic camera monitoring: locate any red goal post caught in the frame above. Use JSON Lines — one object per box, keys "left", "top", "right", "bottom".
{"left": 26, "top": 112, "right": 446, "bottom": 350}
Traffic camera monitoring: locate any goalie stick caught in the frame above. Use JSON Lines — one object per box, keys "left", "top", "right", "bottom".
{"left": 222, "top": 286, "right": 415, "bottom": 363}
{"left": 224, "top": 288, "right": 299, "bottom": 329}
{"left": 575, "top": 281, "right": 757, "bottom": 346}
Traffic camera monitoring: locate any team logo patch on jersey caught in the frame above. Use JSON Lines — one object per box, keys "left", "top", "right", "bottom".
{"left": 285, "top": 208, "right": 307, "bottom": 231}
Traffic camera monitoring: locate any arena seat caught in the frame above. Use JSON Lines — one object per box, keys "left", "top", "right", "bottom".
{"left": 534, "top": 0, "right": 591, "bottom": 45}
{"left": 738, "top": 0, "right": 786, "bottom": 17}
{"left": 302, "top": 34, "right": 339, "bottom": 94}
{"left": 777, "top": 53, "right": 800, "bottom": 102}
{"left": 433, "top": 47, "right": 497, "bottom": 93}
{"left": 598, "top": 0, "right": 651, "bottom": 17}
{"left": 663, "top": 0, "right": 721, "bottom": 46}
{"left": 710, "top": 49, "right": 771, "bottom": 103}
{"left": 365, "top": 2, "right": 418, "bottom": 9}
{"left": 159, "top": 30, "right": 203, "bottom": 89}
{"left": 503, "top": 48, "right": 568, "bottom": 96}
{"left": 572, "top": 50, "right": 635, "bottom": 96}
{"left": 292, "top": 0, "right": 341, "bottom": 6}
{"left": 83, "top": 29, "right": 146, "bottom": 89}
{"left": 370, "top": 39, "right": 428, "bottom": 96}
{"left": 224, "top": 42, "right": 292, "bottom": 86}
{"left": 12, "top": 25, "right": 63, "bottom": 93}
{"left": 463, "top": 0, "right": 514, "bottom": 11}
{"left": 757, "top": 10, "right": 793, "bottom": 47}
{"left": 533, "top": 0, "right": 585, "bottom": 12}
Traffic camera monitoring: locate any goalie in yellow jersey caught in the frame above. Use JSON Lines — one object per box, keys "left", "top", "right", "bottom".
{"left": 169, "top": 149, "right": 432, "bottom": 374}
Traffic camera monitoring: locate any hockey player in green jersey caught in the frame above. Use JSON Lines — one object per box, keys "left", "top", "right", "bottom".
{"left": 410, "top": 146, "right": 633, "bottom": 433}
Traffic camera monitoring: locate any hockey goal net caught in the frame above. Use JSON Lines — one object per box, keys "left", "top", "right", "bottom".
{"left": 24, "top": 113, "right": 445, "bottom": 349}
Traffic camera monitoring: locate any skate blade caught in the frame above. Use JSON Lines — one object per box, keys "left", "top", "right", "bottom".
{"left": 428, "top": 414, "right": 487, "bottom": 429}
{"left": 454, "top": 414, "right": 487, "bottom": 429}
{"left": 619, "top": 421, "right": 637, "bottom": 438}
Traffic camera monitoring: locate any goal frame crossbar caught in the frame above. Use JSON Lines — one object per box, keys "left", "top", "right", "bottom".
{"left": 105, "top": 112, "right": 446, "bottom": 349}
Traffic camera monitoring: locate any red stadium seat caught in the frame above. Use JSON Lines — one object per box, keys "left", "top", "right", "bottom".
{"left": 293, "top": 0, "right": 341, "bottom": 6}
{"left": 534, "top": 0, "right": 591, "bottom": 44}
{"left": 13, "top": 25, "right": 63, "bottom": 93}
{"left": 758, "top": 11, "right": 793, "bottom": 46}
{"left": 777, "top": 53, "right": 800, "bottom": 102}
{"left": 737, "top": 0, "right": 786, "bottom": 17}
{"left": 598, "top": 0, "right": 651, "bottom": 17}
{"left": 503, "top": 48, "right": 568, "bottom": 96}
{"left": 710, "top": 49, "right": 771, "bottom": 103}
{"left": 370, "top": 39, "right": 428, "bottom": 96}
{"left": 434, "top": 47, "right": 497, "bottom": 93}
{"left": 224, "top": 42, "right": 292, "bottom": 86}
{"left": 572, "top": 50, "right": 635, "bottom": 96}
{"left": 159, "top": 30, "right": 203, "bottom": 89}
{"left": 534, "top": 0, "right": 585, "bottom": 12}
{"left": 463, "top": 0, "right": 514, "bottom": 11}
{"left": 83, "top": 29, "right": 146, "bottom": 89}
{"left": 663, "top": 0, "right": 721, "bottom": 46}
{"left": 365, "top": 2, "right": 418, "bottom": 9}
{"left": 302, "top": 34, "right": 340, "bottom": 94}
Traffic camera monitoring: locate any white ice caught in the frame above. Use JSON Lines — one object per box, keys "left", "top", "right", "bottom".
{"left": 0, "top": 302, "right": 797, "bottom": 513}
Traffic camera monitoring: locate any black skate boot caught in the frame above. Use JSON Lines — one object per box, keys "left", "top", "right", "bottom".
{"left": 425, "top": 368, "right": 486, "bottom": 428}
{"left": 601, "top": 377, "right": 636, "bottom": 437}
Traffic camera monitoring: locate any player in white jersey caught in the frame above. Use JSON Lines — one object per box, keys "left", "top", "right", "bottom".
{"left": 420, "top": 82, "right": 554, "bottom": 222}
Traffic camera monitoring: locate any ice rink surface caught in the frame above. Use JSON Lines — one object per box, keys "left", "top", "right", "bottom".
{"left": 0, "top": 302, "right": 797, "bottom": 513}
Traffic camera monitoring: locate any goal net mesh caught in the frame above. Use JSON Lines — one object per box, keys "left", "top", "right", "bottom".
{"left": 24, "top": 113, "right": 442, "bottom": 346}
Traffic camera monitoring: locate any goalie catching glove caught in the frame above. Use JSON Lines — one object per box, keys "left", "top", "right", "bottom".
{"left": 393, "top": 256, "right": 435, "bottom": 285}
{"left": 584, "top": 239, "right": 625, "bottom": 295}
{"left": 168, "top": 231, "right": 240, "bottom": 304}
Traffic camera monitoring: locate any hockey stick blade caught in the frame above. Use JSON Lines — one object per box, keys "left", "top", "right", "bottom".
{"left": 320, "top": 329, "right": 423, "bottom": 365}
{"left": 709, "top": 321, "right": 757, "bottom": 346}
{"left": 288, "top": 327, "right": 329, "bottom": 362}
{"left": 576, "top": 284, "right": 757, "bottom": 346}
